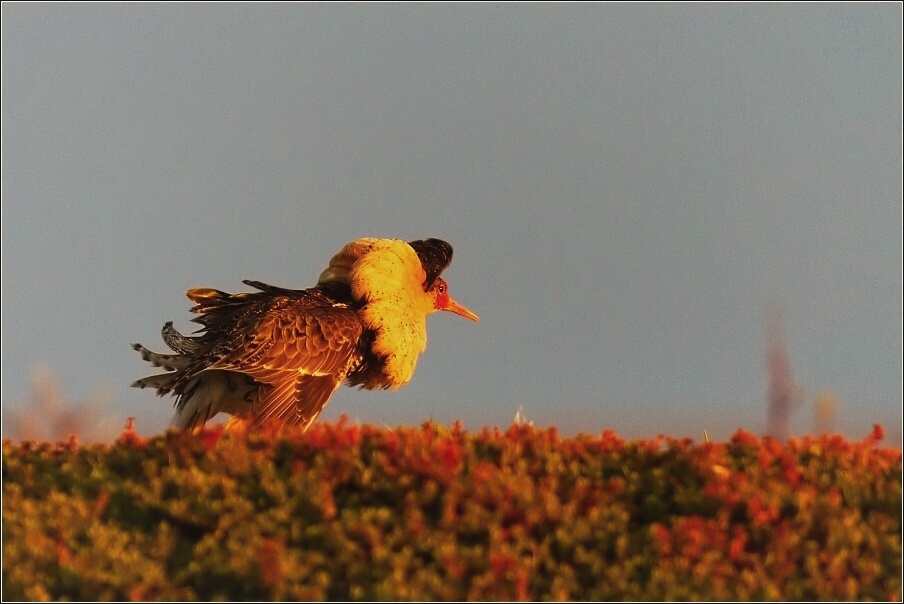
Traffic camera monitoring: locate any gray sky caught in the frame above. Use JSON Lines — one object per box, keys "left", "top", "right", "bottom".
{"left": 2, "top": 4, "right": 901, "bottom": 442}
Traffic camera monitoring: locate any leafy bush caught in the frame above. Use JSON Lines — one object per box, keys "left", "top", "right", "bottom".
{"left": 2, "top": 420, "right": 900, "bottom": 601}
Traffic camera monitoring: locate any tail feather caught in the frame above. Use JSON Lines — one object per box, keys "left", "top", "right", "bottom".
{"left": 171, "top": 380, "right": 217, "bottom": 432}
{"left": 161, "top": 321, "right": 200, "bottom": 355}
{"left": 242, "top": 280, "right": 304, "bottom": 297}
{"left": 131, "top": 342, "right": 190, "bottom": 371}
{"left": 170, "top": 371, "right": 256, "bottom": 432}
{"left": 185, "top": 287, "right": 238, "bottom": 311}
{"left": 131, "top": 373, "right": 177, "bottom": 391}
{"left": 134, "top": 294, "right": 266, "bottom": 431}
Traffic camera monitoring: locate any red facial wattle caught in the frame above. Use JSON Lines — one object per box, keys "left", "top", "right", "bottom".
{"left": 434, "top": 283, "right": 479, "bottom": 322}
{"left": 436, "top": 290, "right": 450, "bottom": 310}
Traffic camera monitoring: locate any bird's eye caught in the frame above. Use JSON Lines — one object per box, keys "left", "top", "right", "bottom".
{"left": 436, "top": 282, "right": 446, "bottom": 294}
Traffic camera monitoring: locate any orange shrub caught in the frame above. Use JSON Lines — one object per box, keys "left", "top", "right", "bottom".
{"left": 2, "top": 420, "right": 900, "bottom": 601}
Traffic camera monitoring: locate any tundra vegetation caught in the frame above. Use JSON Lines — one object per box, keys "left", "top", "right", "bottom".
{"left": 2, "top": 419, "right": 900, "bottom": 601}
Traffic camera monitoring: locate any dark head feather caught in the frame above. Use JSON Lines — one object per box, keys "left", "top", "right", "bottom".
{"left": 408, "top": 238, "right": 453, "bottom": 289}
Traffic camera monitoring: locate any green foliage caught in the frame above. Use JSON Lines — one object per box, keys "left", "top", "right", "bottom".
{"left": 2, "top": 420, "right": 901, "bottom": 601}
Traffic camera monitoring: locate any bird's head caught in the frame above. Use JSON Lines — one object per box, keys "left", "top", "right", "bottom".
{"left": 319, "top": 236, "right": 479, "bottom": 323}
{"left": 320, "top": 236, "right": 478, "bottom": 388}
{"left": 424, "top": 277, "right": 480, "bottom": 322}
{"left": 409, "top": 239, "right": 479, "bottom": 322}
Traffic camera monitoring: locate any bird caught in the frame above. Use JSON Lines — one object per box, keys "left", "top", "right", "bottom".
{"left": 132, "top": 237, "right": 479, "bottom": 432}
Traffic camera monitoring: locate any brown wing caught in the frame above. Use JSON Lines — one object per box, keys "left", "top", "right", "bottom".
{"left": 249, "top": 374, "right": 341, "bottom": 430}
{"left": 205, "top": 294, "right": 364, "bottom": 427}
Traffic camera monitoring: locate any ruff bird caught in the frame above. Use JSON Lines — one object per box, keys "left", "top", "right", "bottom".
{"left": 132, "top": 238, "right": 479, "bottom": 431}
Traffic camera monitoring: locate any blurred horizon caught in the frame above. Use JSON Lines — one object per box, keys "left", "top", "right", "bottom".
{"left": 5, "top": 354, "right": 900, "bottom": 446}
{"left": 2, "top": 4, "right": 901, "bottom": 444}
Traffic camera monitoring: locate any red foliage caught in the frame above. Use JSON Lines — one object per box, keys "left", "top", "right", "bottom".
{"left": 730, "top": 429, "right": 759, "bottom": 446}
{"left": 866, "top": 423, "right": 885, "bottom": 445}
{"left": 259, "top": 538, "right": 286, "bottom": 588}
{"left": 198, "top": 425, "right": 225, "bottom": 451}
{"left": 727, "top": 526, "right": 747, "bottom": 563}
{"left": 4, "top": 421, "right": 899, "bottom": 601}
{"left": 91, "top": 491, "right": 111, "bottom": 518}
{"left": 318, "top": 480, "right": 336, "bottom": 522}
{"left": 115, "top": 417, "right": 146, "bottom": 449}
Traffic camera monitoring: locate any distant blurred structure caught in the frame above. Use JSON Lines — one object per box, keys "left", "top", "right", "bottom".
{"left": 512, "top": 405, "right": 534, "bottom": 427}
{"left": 814, "top": 391, "right": 839, "bottom": 435}
{"left": 2, "top": 366, "right": 121, "bottom": 442}
{"left": 766, "top": 306, "right": 803, "bottom": 440}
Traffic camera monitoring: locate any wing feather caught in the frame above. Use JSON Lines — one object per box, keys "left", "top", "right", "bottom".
{"left": 252, "top": 373, "right": 340, "bottom": 429}
{"left": 136, "top": 281, "right": 364, "bottom": 430}
{"left": 203, "top": 292, "right": 363, "bottom": 427}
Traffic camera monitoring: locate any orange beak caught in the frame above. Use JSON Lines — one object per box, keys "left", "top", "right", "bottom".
{"left": 444, "top": 296, "right": 480, "bottom": 322}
